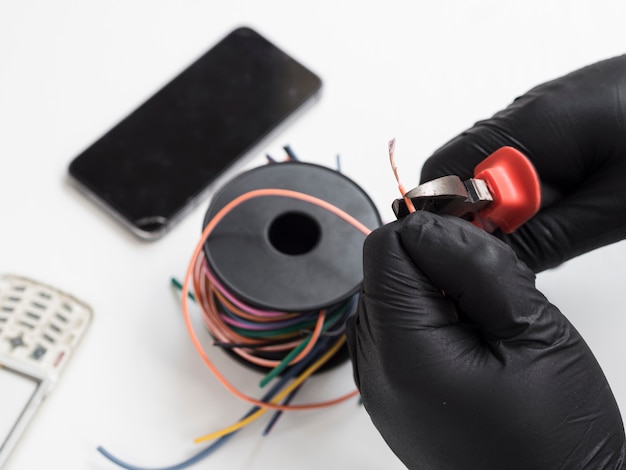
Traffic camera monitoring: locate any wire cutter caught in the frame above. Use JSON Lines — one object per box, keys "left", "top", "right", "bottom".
{"left": 392, "top": 146, "right": 541, "bottom": 233}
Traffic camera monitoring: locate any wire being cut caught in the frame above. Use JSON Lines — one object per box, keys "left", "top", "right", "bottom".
{"left": 389, "top": 138, "right": 416, "bottom": 214}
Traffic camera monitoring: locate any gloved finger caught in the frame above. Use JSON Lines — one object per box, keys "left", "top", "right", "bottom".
{"left": 399, "top": 211, "right": 567, "bottom": 345}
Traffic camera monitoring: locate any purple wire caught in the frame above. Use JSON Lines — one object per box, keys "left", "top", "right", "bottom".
{"left": 217, "top": 312, "right": 313, "bottom": 330}
{"left": 202, "top": 262, "right": 292, "bottom": 318}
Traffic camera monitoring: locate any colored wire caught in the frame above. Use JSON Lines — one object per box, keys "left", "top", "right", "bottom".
{"left": 262, "top": 385, "right": 301, "bottom": 436}
{"left": 193, "top": 335, "right": 347, "bottom": 443}
{"left": 173, "top": 273, "right": 354, "bottom": 387}
{"left": 181, "top": 188, "right": 369, "bottom": 411}
{"left": 258, "top": 295, "right": 355, "bottom": 388}
{"left": 283, "top": 144, "right": 298, "bottom": 161}
{"left": 96, "top": 333, "right": 331, "bottom": 470}
{"left": 203, "top": 271, "right": 327, "bottom": 357}
{"left": 171, "top": 278, "right": 195, "bottom": 302}
{"left": 389, "top": 138, "right": 416, "bottom": 213}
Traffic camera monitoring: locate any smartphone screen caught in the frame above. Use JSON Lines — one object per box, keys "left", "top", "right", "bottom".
{"left": 68, "top": 26, "right": 322, "bottom": 240}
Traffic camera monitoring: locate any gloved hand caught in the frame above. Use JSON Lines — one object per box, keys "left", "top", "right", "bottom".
{"left": 420, "top": 55, "right": 626, "bottom": 272}
{"left": 346, "top": 211, "right": 625, "bottom": 470}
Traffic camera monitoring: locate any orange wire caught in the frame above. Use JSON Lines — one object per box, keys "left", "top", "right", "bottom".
{"left": 196, "top": 259, "right": 299, "bottom": 324}
{"left": 289, "top": 309, "right": 326, "bottom": 366}
{"left": 204, "top": 278, "right": 325, "bottom": 368}
{"left": 182, "top": 188, "right": 370, "bottom": 411}
{"left": 389, "top": 138, "right": 416, "bottom": 213}
{"left": 211, "top": 286, "right": 296, "bottom": 323}
{"left": 197, "top": 258, "right": 313, "bottom": 366}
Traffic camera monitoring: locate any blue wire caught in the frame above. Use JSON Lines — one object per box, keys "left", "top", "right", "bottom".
{"left": 97, "top": 339, "right": 332, "bottom": 470}
{"left": 283, "top": 145, "right": 299, "bottom": 161}
{"left": 262, "top": 385, "right": 302, "bottom": 436}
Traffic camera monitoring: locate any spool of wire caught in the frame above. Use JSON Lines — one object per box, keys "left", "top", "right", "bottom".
{"left": 198, "top": 159, "right": 381, "bottom": 376}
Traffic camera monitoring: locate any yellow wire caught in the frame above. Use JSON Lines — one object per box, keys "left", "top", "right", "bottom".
{"left": 194, "top": 335, "right": 347, "bottom": 443}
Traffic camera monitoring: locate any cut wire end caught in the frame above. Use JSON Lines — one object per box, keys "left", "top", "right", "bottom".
{"left": 388, "top": 138, "right": 416, "bottom": 213}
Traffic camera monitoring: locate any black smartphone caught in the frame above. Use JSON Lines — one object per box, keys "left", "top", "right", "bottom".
{"left": 68, "top": 26, "right": 322, "bottom": 240}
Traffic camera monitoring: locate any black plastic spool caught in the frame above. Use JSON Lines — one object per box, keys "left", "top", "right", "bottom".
{"left": 202, "top": 162, "right": 382, "bottom": 374}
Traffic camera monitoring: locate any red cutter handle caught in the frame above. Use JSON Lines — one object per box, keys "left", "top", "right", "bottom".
{"left": 473, "top": 147, "right": 541, "bottom": 233}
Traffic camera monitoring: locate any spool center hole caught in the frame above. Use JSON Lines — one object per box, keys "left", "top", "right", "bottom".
{"left": 268, "top": 211, "right": 321, "bottom": 255}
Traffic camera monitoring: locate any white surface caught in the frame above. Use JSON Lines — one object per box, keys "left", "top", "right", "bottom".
{"left": 1, "top": 1, "right": 626, "bottom": 469}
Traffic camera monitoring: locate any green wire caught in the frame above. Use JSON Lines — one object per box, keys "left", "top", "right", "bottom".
{"left": 172, "top": 274, "right": 352, "bottom": 392}
{"left": 258, "top": 301, "right": 352, "bottom": 388}
{"left": 259, "top": 337, "right": 310, "bottom": 388}
{"left": 171, "top": 277, "right": 196, "bottom": 302}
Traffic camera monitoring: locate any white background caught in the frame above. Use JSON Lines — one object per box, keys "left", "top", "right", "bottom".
{"left": 1, "top": 1, "right": 626, "bottom": 469}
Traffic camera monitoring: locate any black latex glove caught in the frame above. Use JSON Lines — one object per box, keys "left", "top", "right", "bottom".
{"left": 420, "top": 55, "right": 626, "bottom": 272}
{"left": 346, "top": 211, "right": 625, "bottom": 470}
